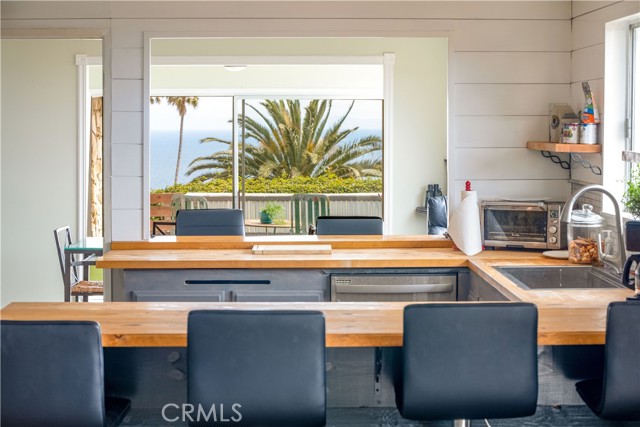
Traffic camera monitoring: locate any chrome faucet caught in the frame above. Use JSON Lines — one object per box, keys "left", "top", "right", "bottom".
{"left": 561, "top": 184, "right": 627, "bottom": 274}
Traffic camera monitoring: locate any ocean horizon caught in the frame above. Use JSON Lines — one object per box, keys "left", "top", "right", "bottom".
{"left": 151, "top": 128, "right": 382, "bottom": 190}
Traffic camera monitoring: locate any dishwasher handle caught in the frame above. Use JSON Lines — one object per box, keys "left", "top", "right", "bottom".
{"left": 333, "top": 283, "right": 453, "bottom": 294}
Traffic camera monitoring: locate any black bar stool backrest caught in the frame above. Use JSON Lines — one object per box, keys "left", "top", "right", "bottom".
{"left": 175, "top": 209, "right": 245, "bottom": 236}
{"left": 396, "top": 303, "right": 538, "bottom": 421}
{"left": 576, "top": 300, "right": 640, "bottom": 421}
{"left": 187, "top": 310, "right": 326, "bottom": 427}
{"left": 315, "top": 216, "right": 383, "bottom": 235}
{"left": 1, "top": 320, "right": 130, "bottom": 427}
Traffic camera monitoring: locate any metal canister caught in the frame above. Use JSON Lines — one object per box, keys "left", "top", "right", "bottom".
{"left": 562, "top": 122, "right": 579, "bottom": 144}
{"left": 579, "top": 123, "right": 598, "bottom": 145}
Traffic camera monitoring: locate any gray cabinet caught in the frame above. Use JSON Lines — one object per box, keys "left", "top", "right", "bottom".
{"left": 467, "top": 271, "right": 510, "bottom": 301}
{"left": 117, "top": 267, "right": 465, "bottom": 303}
{"left": 132, "top": 290, "right": 226, "bottom": 302}
{"left": 231, "top": 290, "right": 325, "bottom": 302}
{"left": 120, "top": 269, "right": 330, "bottom": 302}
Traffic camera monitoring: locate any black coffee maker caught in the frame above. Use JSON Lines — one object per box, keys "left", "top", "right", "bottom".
{"left": 621, "top": 221, "right": 640, "bottom": 299}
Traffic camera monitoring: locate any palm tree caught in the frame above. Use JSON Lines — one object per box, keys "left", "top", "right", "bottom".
{"left": 186, "top": 99, "right": 381, "bottom": 181}
{"left": 150, "top": 96, "right": 199, "bottom": 185}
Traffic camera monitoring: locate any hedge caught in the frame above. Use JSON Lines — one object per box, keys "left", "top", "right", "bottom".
{"left": 154, "top": 175, "right": 382, "bottom": 194}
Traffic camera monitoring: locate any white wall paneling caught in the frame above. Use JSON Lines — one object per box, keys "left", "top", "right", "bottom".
{"left": 112, "top": 176, "right": 143, "bottom": 210}
{"left": 572, "top": 0, "right": 640, "bottom": 50}
{"left": 572, "top": 1, "right": 620, "bottom": 18}
{"left": 455, "top": 116, "right": 549, "bottom": 148}
{"left": 455, "top": 84, "right": 571, "bottom": 116}
{"left": 111, "top": 210, "right": 144, "bottom": 241}
{"left": 454, "top": 148, "right": 570, "bottom": 181}
{"left": 112, "top": 112, "right": 143, "bottom": 145}
{"left": 111, "top": 79, "right": 143, "bottom": 112}
{"left": 112, "top": 48, "right": 144, "bottom": 79}
{"left": 112, "top": 144, "right": 143, "bottom": 177}
{"left": 450, "top": 179, "right": 571, "bottom": 206}
{"left": 453, "top": 20, "right": 572, "bottom": 52}
{"left": 571, "top": 44, "right": 606, "bottom": 82}
{"left": 455, "top": 52, "right": 571, "bottom": 84}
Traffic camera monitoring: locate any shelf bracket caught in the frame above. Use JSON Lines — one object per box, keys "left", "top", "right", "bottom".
{"left": 538, "top": 151, "right": 602, "bottom": 175}
{"left": 540, "top": 150, "right": 570, "bottom": 170}
{"left": 570, "top": 153, "right": 602, "bottom": 175}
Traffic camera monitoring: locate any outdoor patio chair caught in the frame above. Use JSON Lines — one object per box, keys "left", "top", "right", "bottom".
{"left": 54, "top": 226, "right": 103, "bottom": 302}
{"left": 291, "top": 194, "right": 330, "bottom": 235}
{"left": 315, "top": 216, "right": 383, "bottom": 235}
{"left": 175, "top": 208, "right": 245, "bottom": 236}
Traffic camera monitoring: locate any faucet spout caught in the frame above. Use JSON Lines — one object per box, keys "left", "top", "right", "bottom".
{"left": 562, "top": 185, "right": 626, "bottom": 274}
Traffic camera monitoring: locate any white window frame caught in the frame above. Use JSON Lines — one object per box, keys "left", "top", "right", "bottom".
{"left": 144, "top": 52, "right": 395, "bottom": 237}
{"left": 602, "top": 14, "right": 640, "bottom": 216}
{"left": 75, "top": 54, "right": 102, "bottom": 239}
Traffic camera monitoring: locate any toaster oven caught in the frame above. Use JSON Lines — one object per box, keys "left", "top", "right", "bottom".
{"left": 480, "top": 200, "right": 565, "bottom": 250}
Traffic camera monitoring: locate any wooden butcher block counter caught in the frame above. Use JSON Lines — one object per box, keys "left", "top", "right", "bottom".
{"left": 14, "top": 235, "right": 621, "bottom": 347}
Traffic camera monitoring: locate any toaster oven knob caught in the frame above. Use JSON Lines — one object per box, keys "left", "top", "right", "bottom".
{"left": 548, "top": 225, "right": 558, "bottom": 234}
{"left": 549, "top": 236, "right": 558, "bottom": 244}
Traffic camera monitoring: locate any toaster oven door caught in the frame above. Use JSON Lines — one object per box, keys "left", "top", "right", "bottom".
{"left": 483, "top": 205, "right": 548, "bottom": 248}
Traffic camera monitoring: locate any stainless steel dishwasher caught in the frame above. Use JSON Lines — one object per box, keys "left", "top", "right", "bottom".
{"left": 330, "top": 273, "right": 457, "bottom": 302}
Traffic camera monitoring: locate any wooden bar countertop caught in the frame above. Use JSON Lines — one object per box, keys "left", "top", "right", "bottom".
{"left": 0, "top": 301, "right": 615, "bottom": 347}
{"left": 7, "top": 235, "right": 631, "bottom": 348}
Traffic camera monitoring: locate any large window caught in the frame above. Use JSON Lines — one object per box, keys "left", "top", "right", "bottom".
{"left": 629, "top": 23, "right": 640, "bottom": 159}
{"left": 149, "top": 62, "right": 385, "bottom": 235}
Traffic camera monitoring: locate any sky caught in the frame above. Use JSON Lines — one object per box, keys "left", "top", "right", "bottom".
{"left": 150, "top": 97, "right": 383, "bottom": 132}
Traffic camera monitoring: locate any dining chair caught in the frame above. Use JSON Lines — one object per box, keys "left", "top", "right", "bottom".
{"left": 175, "top": 208, "right": 245, "bottom": 236}
{"left": 54, "top": 226, "right": 103, "bottom": 302}
{"left": 290, "top": 194, "right": 330, "bottom": 235}
{"left": 575, "top": 300, "right": 640, "bottom": 421}
{"left": 188, "top": 310, "right": 326, "bottom": 426}
{"left": 1, "top": 320, "right": 131, "bottom": 427}
{"left": 315, "top": 215, "right": 383, "bottom": 235}
{"left": 394, "top": 303, "right": 538, "bottom": 427}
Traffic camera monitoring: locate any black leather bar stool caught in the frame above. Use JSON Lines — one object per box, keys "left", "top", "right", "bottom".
{"left": 175, "top": 208, "right": 245, "bottom": 236}
{"left": 188, "top": 310, "right": 326, "bottom": 427}
{"left": 394, "top": 303, "right": 538, "bottom": 427}
{"left": 576, "top": 300, "right": 640, "bottom": 421}
{"left": 1, "top": 320, "right": 131, "bottom": 427}
{"left": 315, "top": 215, "right": 383, "bottom": 235}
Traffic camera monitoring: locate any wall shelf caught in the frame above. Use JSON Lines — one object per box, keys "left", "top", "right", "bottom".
{"left": 622, "top": 151, "right": 640, "bottom": 163}
{"left": 526, "top": 141, "right": 602, "bottom": 176}
{"left": 526, "top": 141, "right": 601, "bottom": 153}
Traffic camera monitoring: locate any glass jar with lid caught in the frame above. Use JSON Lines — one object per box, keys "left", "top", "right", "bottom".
{"left": 567, "top": 204, "right": 603, "bottom": 264}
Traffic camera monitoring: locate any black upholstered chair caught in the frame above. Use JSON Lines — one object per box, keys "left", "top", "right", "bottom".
{"left": 395, "top": 303, "right": 538, "bottom": 426}
{"left": 1, "top": 320, "right": 131, "bottom": 427}
{"left": 576, "top": 300, "right": 640, "bottom": 421}
{"left": 175, "top": 208, "right": 245, "bottom": 236}
{"left": 315, "top": 216, "right": 383, "bottom": 235}
{"left": 188, "top": 310, "right": 326, "bottom": 427}
{"left": 427, "top": 195, "right": 448, "bottom": 235}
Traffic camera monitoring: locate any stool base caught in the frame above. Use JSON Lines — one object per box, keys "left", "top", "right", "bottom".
{"left": 454, "top": 420, "right": 471, "bottom": 427}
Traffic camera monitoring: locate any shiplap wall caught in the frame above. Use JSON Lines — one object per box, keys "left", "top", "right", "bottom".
{"left": 570, "top": 1, "right": 639, "bottom": 188}
{"left": 2, "top": 1, "right": 575, "bottom": 243}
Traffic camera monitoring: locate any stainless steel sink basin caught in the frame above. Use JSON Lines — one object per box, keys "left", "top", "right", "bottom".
{"left": 495, "top": 265, "right": 624, "bottom": 290}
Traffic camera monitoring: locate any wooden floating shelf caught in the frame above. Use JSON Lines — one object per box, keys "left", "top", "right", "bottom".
{"left": 622, "top": 151, "right": 640, "bottom": 163}
{"left": 526, "top": 141, "right": 601, "bottom": 153}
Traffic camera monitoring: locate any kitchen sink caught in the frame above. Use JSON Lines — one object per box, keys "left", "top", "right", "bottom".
{"left": 495, "top": 265, "right": 625, "bottom": 290}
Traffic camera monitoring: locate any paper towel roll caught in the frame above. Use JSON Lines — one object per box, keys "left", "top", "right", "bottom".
{"left": 448, "top": 190, "right": 482, "bottom": 256}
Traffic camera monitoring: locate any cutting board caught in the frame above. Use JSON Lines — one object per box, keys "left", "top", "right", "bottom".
{"left": 252, "top": 244, "right": 332, "bottom": 255}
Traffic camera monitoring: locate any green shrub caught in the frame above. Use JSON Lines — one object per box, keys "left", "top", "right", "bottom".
{"left": 624, "top": 168, "right": 640, "bottom": 218}
{"left": 153, "top": 175, "right": 382, "bottom": 194}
